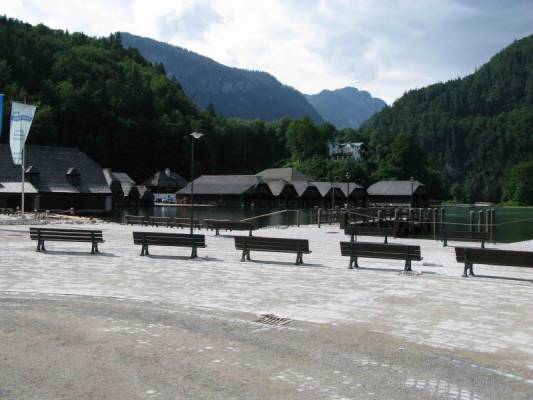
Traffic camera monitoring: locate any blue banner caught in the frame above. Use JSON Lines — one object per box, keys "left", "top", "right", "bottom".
{"left": 0, "top": 94, "right": 3, "bottom": 138}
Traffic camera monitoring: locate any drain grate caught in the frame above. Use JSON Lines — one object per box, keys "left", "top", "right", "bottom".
{"left": 256, "top": 314, "right": 292, "bottom": 326}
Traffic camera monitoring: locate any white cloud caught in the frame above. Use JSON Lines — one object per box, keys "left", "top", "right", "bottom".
{"left": 1, "top": 0, "right": 532, "bottom": 103}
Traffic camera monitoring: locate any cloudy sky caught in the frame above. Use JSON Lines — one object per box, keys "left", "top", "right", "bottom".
{"left": 2, "top": 0, "right": 533, "bottom": 103}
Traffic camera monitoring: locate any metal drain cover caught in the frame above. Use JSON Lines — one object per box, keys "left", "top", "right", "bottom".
{"left": 256, "top": 314, "right": 292, "bottom": 326}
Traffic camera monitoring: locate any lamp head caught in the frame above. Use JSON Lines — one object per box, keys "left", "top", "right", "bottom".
{"left": 190, "top": 131, "right": 204, "bottom": 139}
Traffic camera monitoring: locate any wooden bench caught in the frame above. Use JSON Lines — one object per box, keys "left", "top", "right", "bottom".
{"left": 344, "top": 226, "right": 395, "bottom": 244}
{"left": 455, "top": 247, "right": 533, "bottom": 277}
{"left": 168, "top": 217, "right": 201, "bottom": 230}
{"left": 30, "top": 227, "right": 104, "bottom": 254}
{"left": 441, "top": 228, "right": 489, "bottom": 248}
{"left": 149, "top": 216, "right": 170, "bottom": 227}
{"left": 340, "top": 241, "right": 422, "bottom": 271}
{"left": 125, "top": 215, "right": 148, "bottom": 226}
{"left": 234, "top": 236, "right": 310, "bottom": 265}
{"left": 133, "top": 231, "right": 206, "bottom": 258}
{"left": 207, "top": 219, "right": 256, "bottom": 236}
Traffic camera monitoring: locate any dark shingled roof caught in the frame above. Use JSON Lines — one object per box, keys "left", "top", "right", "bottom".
{"left": 177, "top": 175, "right": 262, "bottom": 195}
{"left": 144, "top": 169, "right": 188, "bottom": 189}
{"left": 103, "top": 169, "right": 137, "bottom": 197}
{"left": 367, "top": 180, "right": 425, "bottom": 196}
{"left": 256, "top": 168, "right": 309, "bottom": 182}
{"left": 0, "top": 144, "right": 111, "bottom": 194}
{"left": 333, "top": 182, "right": 364, "bottom": 197}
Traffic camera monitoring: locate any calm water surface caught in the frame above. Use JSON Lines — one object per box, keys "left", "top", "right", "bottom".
{"left": 111, "top": 205, "right": 533, "bottom": 243}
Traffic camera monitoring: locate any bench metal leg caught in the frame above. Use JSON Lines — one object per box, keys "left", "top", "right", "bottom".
{"left": 36, "top": 240, "right": 43, "bottom": 252}
{"left": 463, "top": 262, "right": 474, "bottom": 277}
{"left": 404, "top": 259, "right": 412, "bottom": 271}
{"left": 190, "top": 246, "right": 198, "bottom": 259}
{"left": 215, "top": 228, "right": 220, "bottom": 236}
{"left": 349, "top": 256, "right": 358, "bottom": 269}
{"left": 384, "top": 236, "right": 388, "bottom": 244}
{"left": 295, "top": 252, "right": 303, "bottom": 265}
{"left": 481, "top": 241, "right": 485, "bottom": 249}
{"left": 140, "top": 244, "right": 149, "bottom": 256}
{"left": 240, "top": 249, "right": 250, "bottom": 262}
{"left": 443, "top": 238, "right": 447, "bottom": 247}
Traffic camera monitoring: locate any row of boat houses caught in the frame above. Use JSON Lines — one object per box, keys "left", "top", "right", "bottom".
{"left": 0, "top": 145, "right": 429, "bottom": 213}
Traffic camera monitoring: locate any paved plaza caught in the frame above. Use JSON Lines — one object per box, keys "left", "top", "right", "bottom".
{"left": 0, "top": 223, "right": 532, "bottom": 399}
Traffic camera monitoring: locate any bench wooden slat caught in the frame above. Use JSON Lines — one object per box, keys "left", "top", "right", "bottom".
{"left": 234, "top": 236, "right": 310, "bottom": 265}
{"left": 344, "top": 226, "right": 395, "bottom": 244}
{"left": 125, "top": 215, "right": 148, "bottom": 225}
{"left": 29, "top": 227, "right": 104, "bottom": 253}
{"left": 132, "top": 232, "right": 206, "bottom": 258}
{"left": 455, "top": 247, "right": 533, "bottom": 277}
{"left": 340, "top": 241, "right": 421, "bottom": 271}
{"left": 207, "top": 219, "right": 256, "bottom": 236}
{"left": 441, "top": 228, "right": 489, "bottom": 248}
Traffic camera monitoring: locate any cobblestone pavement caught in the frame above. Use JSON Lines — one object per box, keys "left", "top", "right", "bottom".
{"left": 0, "top": 223, "right": 532, "bottom": 396}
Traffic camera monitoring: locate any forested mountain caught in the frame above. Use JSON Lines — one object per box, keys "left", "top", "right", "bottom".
{"left": 305, "top": 87, "right": 386, "bottom": 129}
{"left": 0, "top": 18, "right": 291, "bottom": 181}
{"left": 357, "top": 34, "right": 533, "bottom": 203}
{"left": 120, "top": 32, "right": 323, "bottom": 123}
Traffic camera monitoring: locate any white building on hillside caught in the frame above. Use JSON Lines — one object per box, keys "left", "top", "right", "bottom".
{"left": 328, "top": 142, "right": 364, "bottom": 161}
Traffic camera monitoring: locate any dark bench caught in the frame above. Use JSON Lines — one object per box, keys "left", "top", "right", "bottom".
{"left": 344, "top": 226, "right": 395, "bottom": 244}
{"left": 207, "top": 219, "right": 256, "bottom": 236}
{"left": 234, "top": 236, "right": 310, "bottom": 265}
{"left": 30, "top": 227, "right": 104, "bottom": 254}
{"left": 455, "top": 247, "right": 533, "bottom": 277}
{"left": 149, "top": 216, "right": 170, "bottom": 227}
{"left": 441, "top": 228, "right": 489, "bottom": 248}
{"left": 133, "top": 231, "right": 206, "bottom": 258}
{"left": 340, "top": 241, "right": 422, "bottom": 271}
{"left": 168, "top": 217, "right": 201, "bottom": 230}
{"left": 125, "top": 215, "right": 148, "bottom": 226}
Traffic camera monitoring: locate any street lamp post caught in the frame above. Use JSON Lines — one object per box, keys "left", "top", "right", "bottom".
{"left": 345, "top": 172, "right": 351, "bottom": 209}
{"left": 410, "top": 176, "right": 415, "bottom": 208}
{"left": 190, "top": 131, "right": 204, "bottom": 238}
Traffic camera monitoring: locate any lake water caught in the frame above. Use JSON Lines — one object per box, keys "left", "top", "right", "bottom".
{"left": 112, "top": 205, "right": 533, "bottom": 243}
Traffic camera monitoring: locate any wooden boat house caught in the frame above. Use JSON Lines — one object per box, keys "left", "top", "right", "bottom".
{"left": 0, "top": 145, "right": 112, "bottom": 212}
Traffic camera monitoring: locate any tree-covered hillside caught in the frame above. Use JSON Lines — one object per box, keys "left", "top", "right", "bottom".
{"left": 305, "top": 87, "right": 386, "bottom": 129}
{"left": 357, "top": 34, "right": 533, "bottom": 203}
{"left": 0, "top": 17, "right": 294, "bottom": 181}
{"left": 120, "top": 32, "right": 323, "bottom": 124}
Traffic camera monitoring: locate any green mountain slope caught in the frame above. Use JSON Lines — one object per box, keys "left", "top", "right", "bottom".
{"left": 120, "top": 32, "right": 323, "bottom": 124}
{"left": 305, "top": 87, "right": 386, "bottom": 129}
{"left": 0, "top": 18, "right": 290, "bottom": 180}
{"left": 359, "top": 34, "right": 533, "bottom": 202}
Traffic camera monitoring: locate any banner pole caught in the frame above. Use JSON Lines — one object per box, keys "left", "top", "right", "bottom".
{"left": 21, "top": 116, "right": 25, "bottom": 217}
{"left": 21, "top": 148, "right": 25, "bottom": 217}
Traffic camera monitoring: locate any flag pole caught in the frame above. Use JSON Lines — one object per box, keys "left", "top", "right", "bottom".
{"left": 21, "top": 150, "right": 25, "bottom": 216}
{"left": 20, "top": 98, "right": 26, "bottom": 218}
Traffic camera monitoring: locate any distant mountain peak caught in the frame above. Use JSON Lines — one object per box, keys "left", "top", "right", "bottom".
{"left": 120, "top": 32, "right": 323, "bottom": 123}
{"left": 305, "top": 86, "right": 386, "bottom": 129}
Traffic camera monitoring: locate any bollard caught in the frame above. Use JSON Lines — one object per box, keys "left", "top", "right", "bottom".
{"left": 394, "top": 209, "right": 399, "bottom": 237}
{"left": 433, "top": 208, "right": 437, "bottom": 240}
{"left": 491, "top": 208, "right": 496, "bottom": 244}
